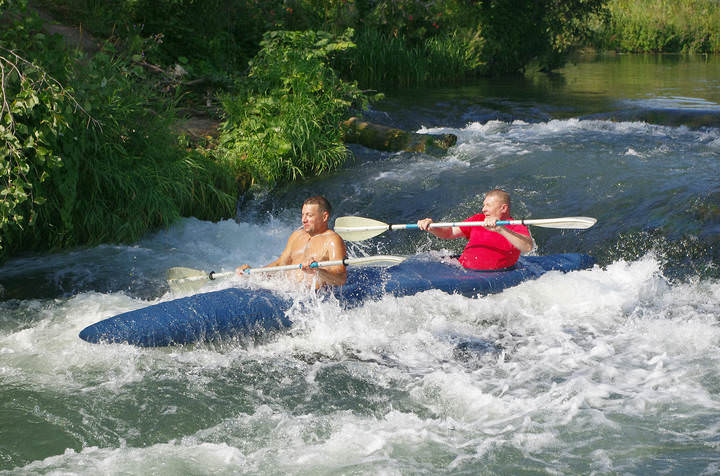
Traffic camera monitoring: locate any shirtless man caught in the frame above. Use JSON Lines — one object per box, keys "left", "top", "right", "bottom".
{"left": 236, "top": 196, "right": 347, "bottom": 287}
{"left": 417, "top": 189, "right": 533, "bottom": 270}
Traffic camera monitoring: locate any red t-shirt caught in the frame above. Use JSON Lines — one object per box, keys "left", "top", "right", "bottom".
{"left": 458, "top": 213, "right": 530, "bottom": 270}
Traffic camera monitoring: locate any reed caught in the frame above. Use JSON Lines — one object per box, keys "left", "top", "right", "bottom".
{"left": 597, "top": 0, "right": 720, "bottom": 53}
{"left": 339, "top": 28, "right": 479, "bottom": 88}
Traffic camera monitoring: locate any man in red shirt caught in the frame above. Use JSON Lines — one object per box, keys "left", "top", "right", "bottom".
{"left": 417, "top": 189, "right": 533, "bottom": 270}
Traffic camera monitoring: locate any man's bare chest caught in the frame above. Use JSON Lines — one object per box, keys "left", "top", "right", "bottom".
{"left": 290, "top": 231, "right": 330, "bottom": 260}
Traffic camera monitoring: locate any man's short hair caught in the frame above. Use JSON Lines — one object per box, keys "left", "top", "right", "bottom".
{"left": 486, "top": 189, "right": 511, "bottom": 208}
{"left": 303, "top": 196, "right": 332, "bottom": 215}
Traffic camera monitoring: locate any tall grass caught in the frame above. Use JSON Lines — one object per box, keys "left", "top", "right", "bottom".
{"left": 595, "top": 0, "right": 720, "bottom": 53}
{"left": 339, "top": 28, "right": 480, "bottom": 88}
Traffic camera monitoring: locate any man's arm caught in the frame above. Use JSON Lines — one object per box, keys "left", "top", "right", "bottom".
{"left": 496, "top": 227, "right": 533, "bottom": 253}
{"left": 236, "top": 230, "right": 300, "bottom": 274}
{"left": 484, "top": 218, "right": 533, "bottom": 253}
{"left": 417, "top": 218, "right": 464, "bottom": 240}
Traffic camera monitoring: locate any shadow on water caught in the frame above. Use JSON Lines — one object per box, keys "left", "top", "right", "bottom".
{"left": 586, "top": 109, "right": 720, "bottom": 129}
{"left": 0, "top": 246, "right": 170, "bottom": 301}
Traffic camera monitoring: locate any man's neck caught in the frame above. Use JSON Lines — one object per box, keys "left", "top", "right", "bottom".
{"left": 306, "top": 227, "right": 329, "bottom": 237}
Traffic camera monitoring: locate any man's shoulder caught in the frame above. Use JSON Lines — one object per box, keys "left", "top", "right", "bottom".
{"left": 287, "top": 228, "right": 309, "bottom": 242}
{"left": 323, "top": 229, "right": 345, "bottom": 243}
{"left": 463, "top": 213, "right": 486, "bottom": 223}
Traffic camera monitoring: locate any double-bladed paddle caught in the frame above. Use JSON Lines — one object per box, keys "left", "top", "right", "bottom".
{"left": 167, "top": 255, "right": 407, "bottom": 292}
{"left": 334, "top": 216, "right": 597, "bottom": 242}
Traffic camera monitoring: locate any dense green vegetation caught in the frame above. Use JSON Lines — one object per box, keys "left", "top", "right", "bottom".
{"left": 591, "top": 0, "right": 720, "bottom": 53}
{"left": 0, "top": 0, "right": 236, "bottom": 258}
{"left": 218, "top": 29, "right": 375, "bottom": 187}
{"left": 2, "top": 0, "right": 718, "bottom": 261}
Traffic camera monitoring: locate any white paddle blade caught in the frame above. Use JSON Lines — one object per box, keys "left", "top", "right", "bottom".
{"left": 168, "top": 280, "right": 205, "bottom": 294}
{"left": 347, "top": 255, "right": 407, "bottom": 267}
{"left": 167, "top": 267, "right": 207, "bottom": 281}
{"left": 525, "top": 217, "right": 597, "bottom": 229}
{"left": 334, "top": 216, "right": 390, "bottom": 241}
{"left": 167, "top": 267, "right": 236, "bottom": 293}
{"left": 166, "top": 267, "right": 207, "bottom": 293}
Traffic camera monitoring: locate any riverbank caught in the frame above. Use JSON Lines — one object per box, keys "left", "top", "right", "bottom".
{"left": 2, "top": 0, "right": 719, "bottom": 262}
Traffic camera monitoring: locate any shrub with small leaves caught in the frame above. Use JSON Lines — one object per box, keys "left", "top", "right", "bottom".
{"left": 219, "top": 28, "right": 377, "bottom": 187}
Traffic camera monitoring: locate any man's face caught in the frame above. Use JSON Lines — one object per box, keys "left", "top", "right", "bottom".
{"left": 482, "top": 195, "right": 508, "bottom": 220}
{"left": 301, "top": 204, "right": 328, "bottom": 234}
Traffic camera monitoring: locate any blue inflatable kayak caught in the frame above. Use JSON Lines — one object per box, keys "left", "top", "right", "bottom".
{"left": 79, "top": 253, "right": 594, "bottom": 346}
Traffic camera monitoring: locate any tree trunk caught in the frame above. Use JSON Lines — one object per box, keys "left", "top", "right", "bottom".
{"left": 342, "top": 117, "right": 456, "bottom": 153}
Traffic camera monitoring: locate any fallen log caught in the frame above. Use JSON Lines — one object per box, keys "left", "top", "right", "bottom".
{"left": 342, "top": 117, "right": 457, "bottom": 153}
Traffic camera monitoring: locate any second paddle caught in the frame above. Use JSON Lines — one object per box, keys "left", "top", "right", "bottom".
{"left": 334, "top": 216, "right": 597, "bottom": 242}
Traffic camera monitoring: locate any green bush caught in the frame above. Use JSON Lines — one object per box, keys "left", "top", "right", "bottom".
{"left": 0, "top": 0, "right": 625, "bottom": 262}
{"left": 0, "top": 2, "right": 235, "bottom": 259}
{"left": 218, "top": 29, "right": 375, "bottom": 187}
{"left": 31, "top": 0, "right": 289, "bottom": 77}
{"left": 474, "top": 0, "right": 606, "bottom": 74}
{"left": 0, "top": 51, "right": 69, "bottom": 253}
{"left": 286, "top": 0, "right": 485, "bottom": 86}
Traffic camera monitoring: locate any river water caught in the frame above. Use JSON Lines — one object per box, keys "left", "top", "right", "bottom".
{"left": 1, "top": 54, "right": 719, "bottom": 474}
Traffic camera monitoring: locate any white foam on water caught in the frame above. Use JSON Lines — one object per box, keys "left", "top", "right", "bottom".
{"left": 318, "top": 118, "right": 720, "bottom": 205}
{"left": 422, "top": 118, "right": 720, "bottom": 159}
{"left": 140, "top": 215, "right": 297, "bottom": 276}
{"left": 7, "top": 442, "right": 247, "bottom": 475}
{"left": 8, "top": 405, "right": 454, "bottom": 474}
{"left": 3, "top": 205, "right": 720, "bottom": 475}
{"left": 221, "top": 253, "right": 720, "bottom": 469}
{"left": 0, "top": 292, "right": 151, "bottom": 392}
{"left": 363, "top": 154, "right": 471, "bottom": 188}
